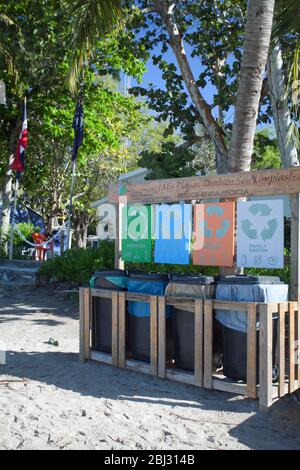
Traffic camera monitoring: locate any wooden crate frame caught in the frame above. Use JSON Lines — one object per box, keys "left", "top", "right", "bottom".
{"left": 80, "top": 287, "right": 300, "bottom": 411}
{"left": 80, "top": 287, "right": 159, "bottom": 375}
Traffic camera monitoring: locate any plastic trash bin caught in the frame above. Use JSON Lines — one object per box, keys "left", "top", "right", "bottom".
{"left": 165, "top": 275, "right": 222, "bottom": 372}
{"left": 215, "top": 275, "right": 289, "bottom": 381}
{"left": 128, "top": 272, "right": 172, "bottom": 363}
{"left": 90, "top": 269, "right": 128, "bottom": 354}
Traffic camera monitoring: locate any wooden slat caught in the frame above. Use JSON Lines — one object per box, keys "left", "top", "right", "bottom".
{"left": 111, "top": 291, "right": 119, "bottom": 367}
{"left": 90, "top": 289, "right": 112, "bottom": 299}
{"left": 79, "top": 288, "right": 90, "bottom": 362}
{"left": 125, "top": 293, "right": 152, "bottom": 303}
{"left": 279, "top": 303, "right": 286, "bottom": 397}
{"left": 289, "top": 303, "right": 296, "bottom": 393}
{"left": 296, "top": 303, "right": 300, "bottom": 388}
{"left": 290, "top": 194, "right": 300, "bottom": 302}
{"left": 150, "top": 296, "right": 158, "bottom": 376}
{"left": 165, "top": 297, "right": 195, "bottom": 310}
{"left": 166, "top": 369, "right": 195, "bottom": 385}
{"left": 203, "top": 300, "right": 213, "bottom": 389}
{"left": 126, "top": 359, "right": 152, "bottom": 374}
{"left": 259, "top": 304, "right": 273, "bottom": 411}
{"left": 118, "top": 291, "right": 126, "bottom": 368}
{"left": 158, "top": 296, "right": 166, "bottom": 379}
{"left": 212, "top": 300, "right": 252, "bottom": 311}
{"left": 194, "top": 299, "right": 203, "bottom": 387}
{"left": 212, "top": 376, "right": 248, "bottom": 396}
{"left": 247, "top": 303, "right": 257, "bottom": 399}
{"left": 108, "top": 167, "right": 300, "bottom": 203}
{"left": 90, "top": 350, "right": 112, "bottom": 365}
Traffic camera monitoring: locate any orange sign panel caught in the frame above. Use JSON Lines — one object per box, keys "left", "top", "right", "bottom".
{"left": 193, "top": 202, "right": 235, "bottom": 267}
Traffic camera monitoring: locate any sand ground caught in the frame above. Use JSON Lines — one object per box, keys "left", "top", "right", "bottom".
{"left": 0, "top": 287, "right": 300, "bottom": 450}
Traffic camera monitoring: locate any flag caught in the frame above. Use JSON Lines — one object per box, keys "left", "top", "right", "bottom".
{"left": 11, "top": 99, "right": 28, "bottom": 175}
{"left": 72, "top": 90, "right": 84, "bottom": 161}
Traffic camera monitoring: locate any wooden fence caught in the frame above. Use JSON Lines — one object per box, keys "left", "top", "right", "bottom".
{"left": 80, "top": 287, "right": 300, "bottom": 412}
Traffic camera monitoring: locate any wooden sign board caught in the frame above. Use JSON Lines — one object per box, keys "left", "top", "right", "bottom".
{"left": 109, "top": 167, "right": 300, "bottom": 203}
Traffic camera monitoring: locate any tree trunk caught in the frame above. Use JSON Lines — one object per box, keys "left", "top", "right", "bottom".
{"left": 1, "top": 122, "right": 18, "bottom": 253}
{"left": 228, "top": 0, "right": 276, "bottom": 172}
{"left": 74, "top": 223, "right": 88, "bottom": 249}
{"left": 267, "top": 43, "right": 299, "bottom": 168}
{"left": 153, "top": 0, "right": 228, "bottom": 171}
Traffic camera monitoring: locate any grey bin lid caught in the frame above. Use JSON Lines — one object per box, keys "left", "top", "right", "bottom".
{"left": 217, "top": 275, "right": 283, "bottom": 285}
{"left": 171, "top": 275, "right": 215, "bottom": 285}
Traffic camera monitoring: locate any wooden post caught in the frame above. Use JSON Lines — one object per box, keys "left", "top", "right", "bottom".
{"left": 289, "top": 302, "right": 295, "bottom": 393}
{"left": 118, "top": 291, "right": 126, "bottom": 368}
{"left": 150, "top": 296, "right": 158, "bottom": 376}
{"left": 79, "top": 287, "right": 90, "bottom": 362}
{"left": 111, "top": 291, "right": 119, "bottom": 367}
{"left": 247, "top": 303, "right": 257, "bottom": 399}
{"left": 158, "top": 296, "right": 166, "bottom": 379}
{"left": 194, "top": 299, "right": 204, "bottom": 387}
{"left": 259, "top": 304, "right": 273, "bottom": 411}
{"left": 203, "top": 300, "right": 213, "bottom": 389}
{"left": 290, "top": 194, "right": 300, "bottom": 302}
{"left": 114, "top": 202, "right": 124, "bottom": 270}
{"left": 278, "top": 303, "right": 286, "bottom": 397}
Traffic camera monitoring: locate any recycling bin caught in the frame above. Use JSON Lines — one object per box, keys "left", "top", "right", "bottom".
{"left": 165, "top": 275, "right": 222, "bottom": 371}
{"left": 215, "top": 275, "right": 289, "bottom": 382}
{"left": 90, "top": 269, "right": 128, "bottom": 354}
{"left": 128, "top": 272, "right": 172, "bottom": 362}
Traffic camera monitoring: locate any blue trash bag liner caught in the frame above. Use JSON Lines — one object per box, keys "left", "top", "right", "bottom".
{"left": 215, "top": 281, "right": 288, "bottom": 333}
{"left": 128, "top": 272, "right": 172, "bottom": 318}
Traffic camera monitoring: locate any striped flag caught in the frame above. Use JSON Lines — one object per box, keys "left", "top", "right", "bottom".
{"left": 11, "top": 99, "right": 28, "bottom": 176}
{"left": 72, "top": 90, "right": 84, "bottom": 161}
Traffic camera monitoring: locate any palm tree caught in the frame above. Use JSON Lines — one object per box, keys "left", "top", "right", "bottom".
{"left": 66, "top": 0, "right": 122, "bottom": 90}
{"left": 228, "top": 0, "right": 276, "bottom": 172}
{"left": 269, "top": 0, "right": 300, "bottom": 166}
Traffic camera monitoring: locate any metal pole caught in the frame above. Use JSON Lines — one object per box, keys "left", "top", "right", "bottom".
{"left": 66, "top": 159, "right": 76, "bottom": 250}
{"left": 9, "top": 177, "right": 19, "bottom": 260}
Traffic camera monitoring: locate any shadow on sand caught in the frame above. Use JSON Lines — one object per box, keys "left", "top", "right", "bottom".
{"left": 1, "top": 349, "right": 300, "bottom": 450}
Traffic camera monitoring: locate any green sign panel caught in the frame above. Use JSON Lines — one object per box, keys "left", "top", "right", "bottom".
{"left": 121, "top": 205, "right": 152, "bottom": 262}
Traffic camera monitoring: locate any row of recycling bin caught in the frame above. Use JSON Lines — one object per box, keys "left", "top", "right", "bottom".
{"left": 90, "top": 270, "right": 289, "bottom": 382}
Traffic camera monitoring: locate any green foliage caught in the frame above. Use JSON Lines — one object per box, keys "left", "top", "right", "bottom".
{"left": 251, "top": 128, "right": 281, "bottom": 170}
{"left": 12, "top": 222, "right": 35, "bottom": 247}
{"left": 1, "top": 222, "right": 34, "bottom": 248}
{"left": 39, "top": 240, "right": 114, "bottom": 285}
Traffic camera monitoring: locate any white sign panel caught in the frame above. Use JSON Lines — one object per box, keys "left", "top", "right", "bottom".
{"left": 237, "top": 200, "right": 284, "bottom": 269}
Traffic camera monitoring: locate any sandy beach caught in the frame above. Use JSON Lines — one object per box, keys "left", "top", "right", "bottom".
{"left": 0, "top": 287, "right": 300, "bottom": 450}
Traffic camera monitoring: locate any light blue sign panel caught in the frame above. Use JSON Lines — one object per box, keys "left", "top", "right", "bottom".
{"left": 154, "top": 204, "right": 192, "bottom": 264}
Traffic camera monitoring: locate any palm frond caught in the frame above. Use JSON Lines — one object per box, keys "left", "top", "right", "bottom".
{"left": 66, "top": 0, "right": 123, "bottom": 92}
{"left": 272, "top": 0, "right": 300, "bottom": 41}
{"left": 272, "top": 0, "right": 299, "bottom": 148}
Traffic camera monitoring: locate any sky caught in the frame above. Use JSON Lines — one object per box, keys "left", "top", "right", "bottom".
{"left": 128, "top": 40, "right": 236, "bottom": 126}
{"left": 126, "top": 31, "right": 271, "bottom": 131}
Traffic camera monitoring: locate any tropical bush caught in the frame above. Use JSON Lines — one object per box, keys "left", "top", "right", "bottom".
{"left": 39, "top": 240, "right": 114, "bottom": 285}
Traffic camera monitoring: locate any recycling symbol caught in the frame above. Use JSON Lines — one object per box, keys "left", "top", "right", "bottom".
{"left": 201, "top": 205, "right": 230, "bottom": 239}
{"left": 241, "top": 203, "right": 278, "bottom": 241}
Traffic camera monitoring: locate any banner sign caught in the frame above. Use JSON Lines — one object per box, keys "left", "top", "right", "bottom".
{"left": 121, "top": 204, "right": 152, "bottom": 263}
{"left": 237, "top": 200, "right": 284, "bottom": 269}
{"left": 154, "top": 204, "right": 192, "bottom": 265}
{"left": 108, "top": 167, "right": 300, "bottom": 203}
{"left": 193, "top": 202, "right": 235, "bottom": 267}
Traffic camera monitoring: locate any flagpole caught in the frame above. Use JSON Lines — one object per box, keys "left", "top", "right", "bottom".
{"left": 66, "top": 159, "right": 76, "bottom": 250}
{"left": 9, "top": 177, "right": 19, "bottom": 260}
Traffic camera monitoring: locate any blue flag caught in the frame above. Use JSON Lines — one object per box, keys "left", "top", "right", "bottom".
{"left": 72, "top": 90, "right": 84, "bottom": 161}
